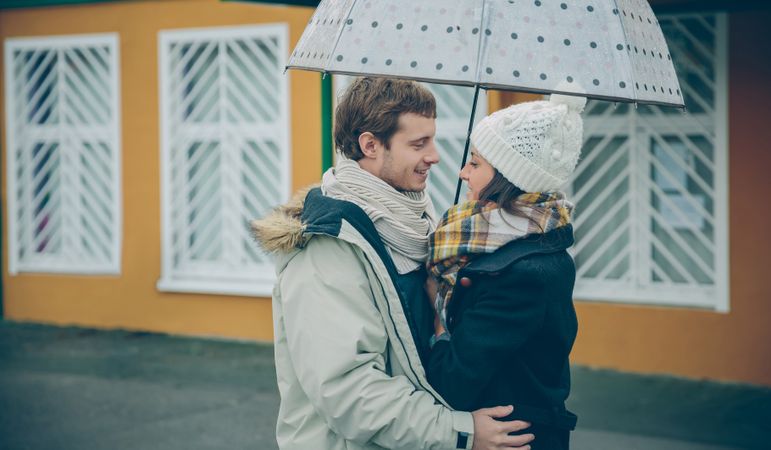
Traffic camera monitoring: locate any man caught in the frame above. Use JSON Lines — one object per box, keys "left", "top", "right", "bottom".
{"left": 253, "top": 77, "right": 534, "bottom": 450}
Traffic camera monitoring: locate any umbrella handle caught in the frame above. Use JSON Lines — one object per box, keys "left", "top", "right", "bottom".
{"left": 453, "top": 85, "right": 482, "bottom": 204}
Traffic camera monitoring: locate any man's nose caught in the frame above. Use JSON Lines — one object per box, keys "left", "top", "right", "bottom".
{"left": 425, "top": 142, "right": 440, "bottom": 165}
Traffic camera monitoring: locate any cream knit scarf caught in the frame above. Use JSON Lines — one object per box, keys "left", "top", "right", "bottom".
{"left": 321, "top": 159, "right": 437, "bottom": 274}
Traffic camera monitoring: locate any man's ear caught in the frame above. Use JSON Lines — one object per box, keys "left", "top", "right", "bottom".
{"left": 358, "top": 132, "right": 380, "bottom": 159}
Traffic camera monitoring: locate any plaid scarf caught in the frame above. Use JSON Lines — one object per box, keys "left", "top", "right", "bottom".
{"left": 427, "top": 192, "right": 573, "bottom": 327}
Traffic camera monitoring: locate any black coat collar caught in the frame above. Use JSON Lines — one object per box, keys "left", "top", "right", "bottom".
{"left": 464, "top": 225, "right": 574, "bottom": 274}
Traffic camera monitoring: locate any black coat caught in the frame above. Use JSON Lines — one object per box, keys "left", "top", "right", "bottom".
{"left": 426, "top": 225, "right": 578, "bottom": 450}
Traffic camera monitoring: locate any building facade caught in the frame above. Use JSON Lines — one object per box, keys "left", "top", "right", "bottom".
{"left": 1, "top": 0, "right": 769, "bottom": 386}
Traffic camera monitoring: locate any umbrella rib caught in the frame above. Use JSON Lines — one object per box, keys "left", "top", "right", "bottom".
{"left": 450, "top": 0, "right": 491, "bottom": 205}
{"left": 610, "top": 0, "right": 639, "bottom": 104}
{"left": 324, "top": 1, "right": 359, "bottom": 73}
{"left": 472, "top": 0, "right": 489, "bottom": 83}
{"left": 453, "top": 85, "right": 481, "bottom": 204}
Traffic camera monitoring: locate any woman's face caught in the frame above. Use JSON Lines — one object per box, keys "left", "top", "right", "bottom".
{"left": 459, "top": 149, "right": 496, "bottom": 201}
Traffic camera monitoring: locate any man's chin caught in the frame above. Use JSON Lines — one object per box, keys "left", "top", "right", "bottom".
{"left": 412, "top": 180, "right": 429, "bottom": 192}
{"left": 395, "top": 183, "right": 426, "bottom": 194}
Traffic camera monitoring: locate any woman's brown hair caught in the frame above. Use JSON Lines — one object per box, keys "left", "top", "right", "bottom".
{"left": 478, "top": 170, "right": 526, "bottom": 215}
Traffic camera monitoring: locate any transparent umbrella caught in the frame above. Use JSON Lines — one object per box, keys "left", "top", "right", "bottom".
{"left": 287, "top": 0, "right": 684, "bottom": 200}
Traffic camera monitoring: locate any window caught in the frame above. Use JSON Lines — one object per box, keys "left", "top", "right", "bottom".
{"left": 4, "top": 33, "right": 121, "bottom": 275}
{"left": 157, "top": 25, "right": 290, "bottom": 296}
{"left": 569, "top": 13, "right": 729, "bottom": 311}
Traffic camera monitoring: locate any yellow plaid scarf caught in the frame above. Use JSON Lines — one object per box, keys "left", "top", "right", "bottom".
{"left": 427, "top": 192, "right": 573, "bottom": 321}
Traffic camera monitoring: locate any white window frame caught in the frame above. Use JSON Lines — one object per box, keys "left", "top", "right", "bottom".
{"left": 571, "top": 13, "right": 729, "bottom": 312}
{"left": 4, "top": 33, "right": 122, "bottom": 275}
{"left": 157, "top": 24, "right": 291, "bottom": 297}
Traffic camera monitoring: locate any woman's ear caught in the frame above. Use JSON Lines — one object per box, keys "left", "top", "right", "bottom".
{"left": 358, "top": 132, "right": 379, "bottom": 159}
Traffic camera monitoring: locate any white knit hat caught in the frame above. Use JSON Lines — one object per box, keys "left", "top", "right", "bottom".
{"left": 470, "top": 92, "right": 587, "bottom": 192}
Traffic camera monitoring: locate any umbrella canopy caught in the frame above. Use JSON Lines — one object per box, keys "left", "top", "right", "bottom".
{"left": 288, "top": 0, "right": 683, "bottom": 107}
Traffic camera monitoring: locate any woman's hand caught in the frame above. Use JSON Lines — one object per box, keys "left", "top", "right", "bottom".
{"left": 425, "top": 276, "right": 438, "bottom": 309}
{"left": 425, "top": 277, "right": 448, "bottom": 336}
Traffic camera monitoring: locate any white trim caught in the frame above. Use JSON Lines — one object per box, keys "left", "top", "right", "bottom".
{"left": 158, "top": 29, "right": 173, "bottom": 291}
{"left": 109, "top": 33, "right": 124, "bottom": 277}
{"left": 575, "top": 280, "right": 722, "bottom": 310}
{"left": 4, "top": 33, "right": 122, "bottom": 276}
{"left": 277, "top": 23, "right": 292, "bottom": 207}
{"left": 157, "top": 23, "right": 290, "bottom": 297}
{"left": 157, "top": 278, "right": 274, "bottom": 298}
{"left": 713, "top": 13, "right": 730, "bottom": 313}
{"left": 4, "top": 38, "right": 19, "bottom": 275}
{"left": 158, "top": 23, "right": 289, "bottom": 46}
{"left": 5, "top": 33, "right": 119, "bottom": 48}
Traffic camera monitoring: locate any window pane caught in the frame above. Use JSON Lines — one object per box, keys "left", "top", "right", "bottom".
{"left": 649, "top": 135, "right": 715, "bottom": 286}
{"left": 570, "top": 13, "right": 727, "bottom": 309}
{"left": 5, "top": 34, "right": 121, "bottom": 275}
{"left": 159, "top": 25, "right": 289, "bottom": 295}
{"left": 571, "top": 136, "right": 631, "bottom": 281}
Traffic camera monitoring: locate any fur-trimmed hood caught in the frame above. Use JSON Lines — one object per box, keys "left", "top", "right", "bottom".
{"left": 251, "top": 184, "right": 317, "bottom": 253}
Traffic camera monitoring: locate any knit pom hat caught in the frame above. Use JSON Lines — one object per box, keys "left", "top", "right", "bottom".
{"left": 470, "top": 92, "right": 587, "bottom": 192}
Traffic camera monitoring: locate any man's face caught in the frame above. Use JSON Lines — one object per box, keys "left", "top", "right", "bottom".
{"left": 377, "top": 113, "right": 440, "bottom": 192}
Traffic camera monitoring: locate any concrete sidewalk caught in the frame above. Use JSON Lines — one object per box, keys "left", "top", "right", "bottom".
{"left": 0, "top": 322, "right": 768, "bottom": 450}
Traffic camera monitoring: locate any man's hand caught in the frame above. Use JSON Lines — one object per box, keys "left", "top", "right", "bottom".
{"left": 471, "top": 406, "right": 534, "bottom": 450}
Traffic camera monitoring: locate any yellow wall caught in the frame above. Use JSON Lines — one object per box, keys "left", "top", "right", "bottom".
{"left": 1, "top": 0, "right": 320, "bottom": 341}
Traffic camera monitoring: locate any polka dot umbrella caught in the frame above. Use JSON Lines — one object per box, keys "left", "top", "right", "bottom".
{"left": 287, "top": 0, "right": 684, "bottom": 201}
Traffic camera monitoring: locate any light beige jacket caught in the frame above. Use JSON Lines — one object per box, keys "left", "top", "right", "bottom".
{"left": 253, "top": 187, "right": 474, "bottom": 450}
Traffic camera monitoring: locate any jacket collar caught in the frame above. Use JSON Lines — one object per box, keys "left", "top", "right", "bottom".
{"left": 463, "top": 225, "right": 574, "bottom": 274}
{"left": 301, "top": 188, "right": 380, "bottom": 243}
{"left": 252, "top": 186, "right": 390, "bottom": 272}
{"left": 302, "top": 188, "right": 404, "bottom": 274}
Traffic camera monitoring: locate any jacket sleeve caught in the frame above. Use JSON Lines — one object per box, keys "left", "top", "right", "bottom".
{"left": 278, "top": 235, "right": 472, "bottom": 450}
{"left": 426, "top": 263, "right": 548, "bottom": 411}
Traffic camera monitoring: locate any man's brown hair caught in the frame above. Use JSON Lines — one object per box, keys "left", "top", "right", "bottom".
{"left": 334, "top": 77, "right": 437, "bottom": 160}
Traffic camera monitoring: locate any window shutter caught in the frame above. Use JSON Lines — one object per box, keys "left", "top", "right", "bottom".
{"left": 570, "top": 13, "right": 729, "bottom": 311}
{"left": 5, "top": 34, "right": 121, "bottom": 275}
{"left": 158, "top": 25, "right": 290, "bottom": 296}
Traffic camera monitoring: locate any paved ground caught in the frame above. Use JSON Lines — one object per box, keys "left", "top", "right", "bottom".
{"left": 0, "top": 322, "right": 768, "bottom": 450}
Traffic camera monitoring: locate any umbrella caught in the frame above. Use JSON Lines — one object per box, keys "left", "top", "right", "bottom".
{"left": 287, "top": 0, "right": 684, "bottom": 201}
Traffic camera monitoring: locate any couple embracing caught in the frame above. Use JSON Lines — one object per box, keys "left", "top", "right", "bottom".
{"left": 253, "top": 77, "right": 584, "bottom": 450}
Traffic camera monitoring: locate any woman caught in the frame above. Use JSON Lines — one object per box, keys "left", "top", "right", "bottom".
{"left": 425, "top": 92, "right": 586, "bottom": 450}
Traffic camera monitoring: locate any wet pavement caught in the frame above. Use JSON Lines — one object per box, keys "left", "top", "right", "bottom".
{"left": 0, "top": 322, "right": 768, "bottom": 450}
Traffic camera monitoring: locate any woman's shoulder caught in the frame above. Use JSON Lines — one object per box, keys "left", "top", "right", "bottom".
{"left": 495, "top": 248, "right": 572, "bottom": 281}
{"left": 465, "top": 225, "right": 574, "bottom": 276}
{"left": 476, "top": 247, "right": 575, "bottom": 298}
